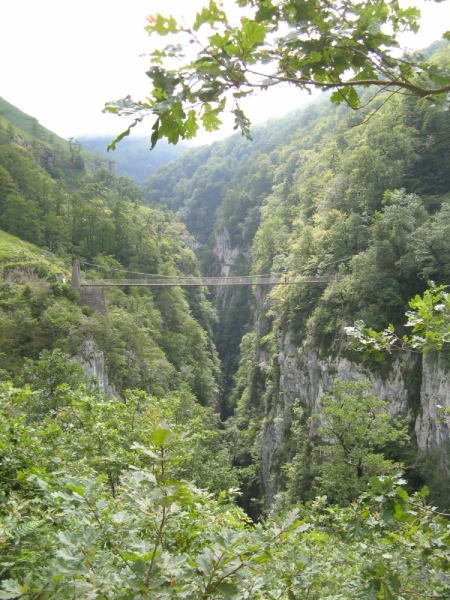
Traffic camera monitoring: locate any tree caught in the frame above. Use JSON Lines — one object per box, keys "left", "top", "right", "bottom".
{"left": 22, "top": 349, "right": 87, "bottom": 419}
{"left": 67, "top": 138, "right": 85, "bottom": 182}
{"left": 2, "top": 381, "right": 450, "bottom": 599}
{"left": 0, "top": 192, "right": 44, "bottom": 246}
{"left": 311, "top": 379, "right": 409, "bottom": 503}
{"left": 42, "top": 212, "right": 69, "bottom": 251}
{"left": 105, "top": 0, "right": 450, "bottom": 148}
{"left": 413, "top": 203, "right": 450, "bottom": 284}
{"left": 0, "top": 164, "right": 16, "bottom": 209}
{"left": 346, "top": 282, "right": 450, "bottom": 358}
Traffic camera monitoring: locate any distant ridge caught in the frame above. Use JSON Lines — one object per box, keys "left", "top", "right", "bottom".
{"left": 0, "top": 96, "right": 115, "bottom": 172}
{"left": 0, "top": 96, "right": 68, "bottom": 145}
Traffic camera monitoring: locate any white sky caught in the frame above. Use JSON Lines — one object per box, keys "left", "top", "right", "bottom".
{"left": 0, "top": 0, "right": 449, "bottom": 146}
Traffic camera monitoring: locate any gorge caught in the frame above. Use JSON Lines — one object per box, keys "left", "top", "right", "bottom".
{"left": 1, "top": 37, "right": 450, "bottom": 598}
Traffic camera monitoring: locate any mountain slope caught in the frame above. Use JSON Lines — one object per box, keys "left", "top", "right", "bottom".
{"left": 143, "top": 41, "right": 450, "bottom": 513}
{"left": 79, "top": 134, "right": 189, "bottom": 183}
{"left": 0, "top": 101, "right": 220, "bottom": 405}
{"left": 0, "top": 96, "right": 115, "bottom": 176}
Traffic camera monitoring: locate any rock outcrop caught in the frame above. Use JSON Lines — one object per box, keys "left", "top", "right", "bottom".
{"left": 214, "top": 230, "right": 249, "bottom": 277}
{"left": 77, "top": 340, "right": 117, "bottom": 398}
{"left": 416, "top": 354, "right": 450, "bottom": 453}
{"left": 90, "top": 157, "right": 116, "bottom": 174}
{"left": 260, "top": 330, "right": 450, "bottom": 505}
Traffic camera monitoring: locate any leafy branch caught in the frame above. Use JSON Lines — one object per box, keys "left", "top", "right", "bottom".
{"left": 345, "top": 282, "right": 450, "bottom": 360}
{"left": 105, "top": 0, "right": 450, "bottom": 148}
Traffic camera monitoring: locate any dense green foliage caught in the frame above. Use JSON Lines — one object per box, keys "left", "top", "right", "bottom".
{"left": 144, "top": 121, "right": 288, "bottom": 246}
{"left": 2, "top": 378, "right": 450, "bottom": 599}
{"left": 106, "top": 0, "right": 450, "bottom": 147}
{"left": 346, "top": 283, "right": 450, "bottom": 358}
{"left": 0, "top": 105, "right": 220, "bottom": 403}
{"left": 292, "top": 380, "right": 409, "bottom": 505}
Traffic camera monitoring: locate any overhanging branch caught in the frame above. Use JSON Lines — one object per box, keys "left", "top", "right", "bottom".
{"left": 245, "top": 69, "right": 450, "bottom": 98}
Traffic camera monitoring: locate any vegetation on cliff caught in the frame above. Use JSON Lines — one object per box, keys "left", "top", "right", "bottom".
{"left": 1, "top": 4, "right": 450, "bottom": 590}
{"left": 0, "top": 105, "right": 220, "bottom": 403}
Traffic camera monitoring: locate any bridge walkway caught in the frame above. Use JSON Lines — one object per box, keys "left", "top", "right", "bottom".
{"left": 80, "top": 274, "right": 339, "bottom": 287}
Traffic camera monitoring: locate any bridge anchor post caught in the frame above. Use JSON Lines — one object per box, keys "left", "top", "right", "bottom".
{"left": 71, "top": 259, "right": 81, "bottom": 291}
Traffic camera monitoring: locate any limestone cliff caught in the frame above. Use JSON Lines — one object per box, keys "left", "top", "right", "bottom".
{"left": 260, "top": 331, "right": 450, "bottom": 505}
{"left": 77, "top": 340, "right": 117, "bottom": 398}
{"left": 214, "top": 230, "right": 249, "bottom": 277}
{"left": 416, "top": 354, "right": 450, "bottom": 453}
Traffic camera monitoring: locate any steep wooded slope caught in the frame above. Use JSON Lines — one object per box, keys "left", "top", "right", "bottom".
{"left": 144, "top": 42, "right": 450, "bottom": 513}
{"left": 0, "top": 102, "right": 220, "bottom": 404}
{"left": 143, "top": 111, "right": 309, "bottom": 246}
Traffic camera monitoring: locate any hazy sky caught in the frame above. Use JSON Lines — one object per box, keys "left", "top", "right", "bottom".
{"left": 0, "top": 0, "right": 449, "bottom": 146}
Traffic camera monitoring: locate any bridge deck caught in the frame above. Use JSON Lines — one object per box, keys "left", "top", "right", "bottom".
{"left": 81, "top": 275, "right": 338, "bottom": 287}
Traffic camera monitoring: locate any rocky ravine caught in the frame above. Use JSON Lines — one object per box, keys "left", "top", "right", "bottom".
{"left": 261, "top": 333, "right": 450, "bottom": 505}
{"left": 213, "top": 229, "right": 450, "bottom": 506}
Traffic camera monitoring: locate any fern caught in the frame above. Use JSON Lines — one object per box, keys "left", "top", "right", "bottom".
{"left": 0, "top": 578, "right": 26, "bottom": 599}
{"left": 13, "top": 520, "right": 41, "bottom": 539}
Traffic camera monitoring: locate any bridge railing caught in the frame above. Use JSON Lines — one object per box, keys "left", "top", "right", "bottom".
{"left": 81, "top": 275, "right": 340, "bottom": 287}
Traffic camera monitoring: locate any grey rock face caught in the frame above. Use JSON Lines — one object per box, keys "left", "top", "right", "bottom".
{"left": 77, "top": 340, "right": 117, "bottom": 398}
{"left": 278, "top": 333, "right": 412, "bottom": 419}
{"left": 415, "top": 355, "right": 450, "bottom": 453}
{"left": 261, "top": 331, "right": 450, "bottom": 505}
{"left": 214, "top": 230, "right": 249, "bottom": 277}
{"left": 90, "top": 158, "right": 117, "bottom": 174}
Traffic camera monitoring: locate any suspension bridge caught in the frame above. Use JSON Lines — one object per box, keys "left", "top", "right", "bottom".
{"left": 71, "top": 261, "right": 339, "bottom": 288}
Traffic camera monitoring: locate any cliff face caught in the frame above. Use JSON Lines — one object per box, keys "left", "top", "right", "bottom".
{"left": 416, "top": 354, "right": 450, "bottom": 453}
{"left": 78, "top": 340, "right": 117, "bottom": 398}
{"left": 260, "top": 332, "right": 450, "bottom": 505}
{"left": 13, "top": 134, "right": 57, "bottom": 172}
{"left": 213, "top": 230, "right": 450, "bottom": 505}
{"left": 214, "top": 230, "right": 249, "bottom": 277}
{"left": 90, "top": 157, "right": 116, "bottom": 174}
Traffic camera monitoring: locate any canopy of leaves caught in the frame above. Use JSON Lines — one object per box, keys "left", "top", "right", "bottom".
{"left": 106, "top": 0, "right": 450, "bottom": 147}
{"left": 1, "top": 379, "right": 450, "bottom": 599}
{"left": 0, "top": 116, "right": 220, "bottom": 404}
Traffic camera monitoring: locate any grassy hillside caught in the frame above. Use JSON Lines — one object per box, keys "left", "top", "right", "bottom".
{"left": 0, "top": 229, "right": 64, "bottom": 270}
{"left": 0, "top": 101, "right": 221, "bottom": 405}
{"left": 0, "top": 96, "right": 66, "bottom": 144}
{"left": 0, "top": 96, "right": 115, "bottom": 174}
{"left": 0, "top": 230, "right": 72, "bottom": 323}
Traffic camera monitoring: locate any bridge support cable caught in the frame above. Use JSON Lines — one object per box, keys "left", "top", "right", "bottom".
{"left": 72, "top": 262, "right": 341, "bottom": 287}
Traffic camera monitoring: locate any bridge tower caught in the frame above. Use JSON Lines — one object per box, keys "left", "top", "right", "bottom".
{"left": 71, "top": 260, "right": 108, "bottom": 314}
{"left": 71, "top": 259, "right": 81, "bottom": 291}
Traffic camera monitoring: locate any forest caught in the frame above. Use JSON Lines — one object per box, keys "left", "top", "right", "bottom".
{"left": 2, "top": 0, "right": 450, "bottom": 595}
